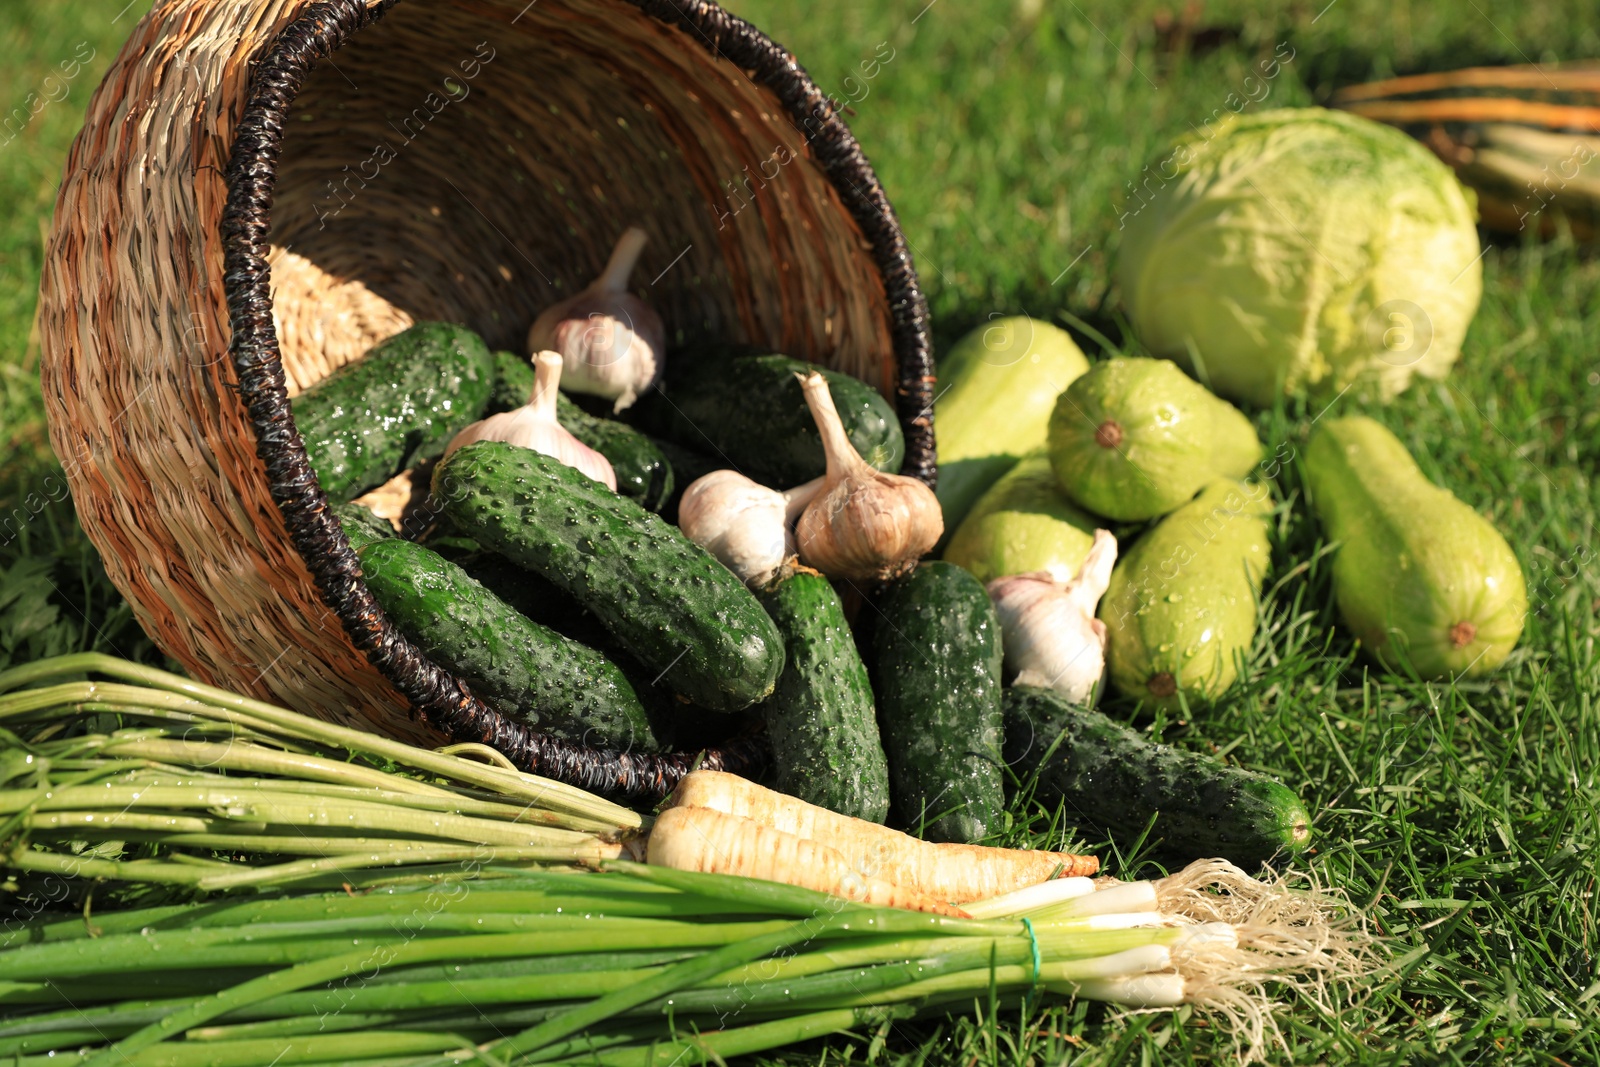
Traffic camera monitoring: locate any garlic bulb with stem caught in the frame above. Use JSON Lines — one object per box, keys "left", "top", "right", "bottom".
{"left": 526, "top": 227, "right": 664, "bottom": 412}
{"left": 444, "top": 350, "right": 617, "bottom": 490}
{"left": 794, "top": 371, "right": 943, "bottom": 581}
{"left": 987, "top": 529, "right": 1118, "bottom": 704}
{"left": 678, "top": 470, "right": 824, "bottom": 585}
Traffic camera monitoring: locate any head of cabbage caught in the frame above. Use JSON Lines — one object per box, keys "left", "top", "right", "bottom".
{"left": 1117, "top": 107, "right": 1482, "bottom": 408}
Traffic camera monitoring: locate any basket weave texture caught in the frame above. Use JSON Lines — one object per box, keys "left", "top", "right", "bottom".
{"left": 39, "top": 0, "right": 933, "bottom": 798}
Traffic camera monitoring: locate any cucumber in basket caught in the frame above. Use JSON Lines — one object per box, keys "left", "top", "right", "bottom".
{"left": 291, "top": 321, "right": 495, "bottom": 499}
{"left": 358, "top": 537, "right": 660, "bottom": 751}
{"left": 1003, "top": 685, "right": 1312, "bottom": 866}
{"left": 630, "top": 346, "right": 903, "bottom": 489}
{"left": 331, "top": 501, "right": 396, "bottom": 550}
{"left": 754, "top": 564, "right": 891, "bottom": 822}
{"left": 871, "top": 561, "right": 1006, "bottom": 843}
{"left": 491, "top": 351, "right": 675, "bottom": 512}
{"left": 433, "top": 441, "right": 785, "bottom": 712}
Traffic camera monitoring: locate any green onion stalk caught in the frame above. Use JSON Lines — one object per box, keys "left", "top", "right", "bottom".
{"left": 0, "top": 654, "right": 639, "bottom": 890}
{"left": 0, "top": 863, "right": 1375, "bottom": 1065}
{"left": 0, "top": 657, "right": 1373, "bottom": 1064}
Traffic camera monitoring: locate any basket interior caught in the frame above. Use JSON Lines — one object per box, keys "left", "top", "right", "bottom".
{"left": 266, "top": 0, "right": 896, "bottom": 400}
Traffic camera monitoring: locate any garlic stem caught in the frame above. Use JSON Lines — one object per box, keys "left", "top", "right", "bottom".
{"left": 805, "top": 372, "right": 869, "bottom": 483}
{"left": 593, "top": 226, "right": 650, "bottom": 293}
{"left": 782, "top": 477, "right": 826, "bottom": 524}
{"left": 528, "top": 348, "right": 562, "bottom": 421}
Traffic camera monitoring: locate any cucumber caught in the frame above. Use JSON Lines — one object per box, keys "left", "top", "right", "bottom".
{"left": 488, "top": 349, "right": 538, "bottom": 415}
{"left": 331, "top": 501, "right": 396, "bottom": 550}
{"left": 490, "top": 351, "right": 675, "bottom": 511}
{"left": 433, "top": 441, "right": 785, "bottom": 712}
{"left": 357, "top": 538, "right": 660, "bottom": 751}
{"left": 755, "top": 565, "right": 891, "bottom": 822}
{"left": 424, "top": 536, "right": 717, "bottom": 747}
{"left": 291, "top": 322, "right": 495, "bottom": 499}
{"left": 871, "top": 561, "right": 1005, "bottom": 843}
{"left": 1003, "top": 686, "right": 1311, "bottom": 866}
{"left": 631, "top": 347, "right": 903, "bottom": 488}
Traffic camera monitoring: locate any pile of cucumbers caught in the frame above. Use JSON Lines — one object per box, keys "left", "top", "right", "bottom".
{"left": 291, "top": 321, "right": 1321, "bottom": 867}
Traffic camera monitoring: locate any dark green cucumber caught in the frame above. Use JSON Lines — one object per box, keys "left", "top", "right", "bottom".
{"left": 1003, "top": 686, "right": 1312, "bottom": 866}
{"left": 357, "top": 538, "right": 659, "bottom": 751}
{"left": 331, "top": 502, "right": 396, "bottom": 550}
{"left": 871, "top": 561, "right": 1005, "bottom": 843}
{"left": 755, "top": 565, "right": 891, "bottom": 822}
{"left": 291, "top": 322, "right": 495, "bottom": 499}
{"left": 631, "top": 348, "right": 904, "bottom": 488}
{"left": 433, "top": 441, "right": 784, "bottom": 712}
{"left": 490, "top": 351, "right": 675, "bottom": 512}
{"left": 424, "top": 536, "right": 716, "bottom": 748}
{"left": 488, "top": 349, "right": 539, "bottom": 415}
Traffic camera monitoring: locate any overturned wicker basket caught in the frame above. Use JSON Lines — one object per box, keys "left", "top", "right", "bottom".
{"left": 39, "top": 0, "right": 933, "bottom": 800}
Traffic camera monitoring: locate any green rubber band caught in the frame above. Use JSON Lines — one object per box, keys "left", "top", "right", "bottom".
{"left": 1022, "top": 916, "right": 1043, "bottom": 991}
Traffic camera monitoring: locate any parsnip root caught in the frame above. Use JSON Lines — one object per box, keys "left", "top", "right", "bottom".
{"left": 665, "top": 771, "right": 1098, "bottom": 904}
{"left": 646, "top": 805, "right": 970, "bottom": 917}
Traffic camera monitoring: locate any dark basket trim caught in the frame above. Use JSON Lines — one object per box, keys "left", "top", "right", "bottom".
{"left": 221, "top": 0, "right": 930, "bottom": 801}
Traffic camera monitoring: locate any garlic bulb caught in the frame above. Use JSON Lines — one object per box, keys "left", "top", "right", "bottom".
{"left": 987, "top": 529, "right": 1118, "bottom": 704}
{"left": 526, "top": 227, "right": 664, "bottom": 412}
{"left": 445, "top": 351, "right": 617, "bottom": 490}
{"left": 794, "top": 372, "right": 943, "bottom": 581}
{"left": 679, "top": 470, "right": 824, "bottom": 586}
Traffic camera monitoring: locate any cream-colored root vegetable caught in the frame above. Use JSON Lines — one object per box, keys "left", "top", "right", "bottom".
{"left": 663, "top": 770, "right": 1098, "bottom": 905}
{"left": 646, "top": 805, "right": 970, "bottom": 917}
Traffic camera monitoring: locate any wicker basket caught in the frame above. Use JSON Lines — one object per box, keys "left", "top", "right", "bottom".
{"left": 38, "top": 0, "right": 933, "bottom": 800}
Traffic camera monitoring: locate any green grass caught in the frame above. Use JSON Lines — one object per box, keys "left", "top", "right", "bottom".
{"left": 3, "top": 0, "right": 1599, "bottom": 1063}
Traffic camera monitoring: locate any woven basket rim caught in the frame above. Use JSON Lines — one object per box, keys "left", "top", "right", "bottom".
{"left": 221, "top": 0, "right": 933, "bottom": 802}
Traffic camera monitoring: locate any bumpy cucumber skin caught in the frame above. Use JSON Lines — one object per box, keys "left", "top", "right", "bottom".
{"left": 1047, "top": 357, "right": 1261, "bottom": 522}
{"left": 433, "top": 442, "right": 784, "bottom": 711}
{"left": 489, "top": 352, "right": 675, "bottom": 512}
{"left": 357, "top": 538, "right": 659, "bottom": 751}
{"left": 331, "top": 502, "right": 396, "bottom": 550}
{"left": 1003, "top": 686, "right": 1311, "bottom": 866}
{"left": 1098, "top": 480, "right": 1271, "bottom": 708}
{"left": 872, "top": 561, "right": 1005, "bottom": 843}
{"left": 488, "top": 350, "right": 538, "bottom": 415}
{"left": 756, "top": 568, "right": 891, "bottom": 823}
{"left": 292, "top": 322, "right": 495, "bottom": 499}
{"left": 943, "top": 452, "right": 1099, "bottom": 583}
{"left": 934, "top": 318, "right": 1091, "bottom": 538}
{"left": 1304, "top": 416, "right": 1526, "bottom": 677}
{"left": 632, "top": 350, "right": 903, "bottom": 487}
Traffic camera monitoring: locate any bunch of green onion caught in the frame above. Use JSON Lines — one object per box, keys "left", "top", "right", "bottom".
{"left": 0, "top": 655, "right": 1370, "bottom": 1064}
{"left": 0, "top": 859, "right": 1367, "bottom": 1066}
{"left": 0, "top": 654, "right": 638, "bottom": 889}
